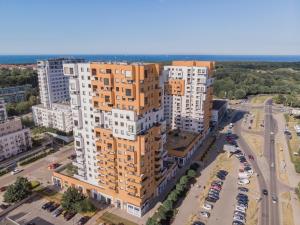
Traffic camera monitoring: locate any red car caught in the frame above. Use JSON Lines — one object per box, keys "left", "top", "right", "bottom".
{"left": 0, "top": 186, "right": 7, "bottom": 192}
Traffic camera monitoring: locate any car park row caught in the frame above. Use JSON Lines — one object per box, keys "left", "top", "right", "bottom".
{"left": 41, "top": 201, "right": 90, "bottom": 225}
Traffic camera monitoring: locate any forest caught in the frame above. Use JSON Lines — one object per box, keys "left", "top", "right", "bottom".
{"left": 213, "top": 62, "right": 300, "bottom": 107}
{"left": 0, "top": 68, "right": 39, "bottom": 115}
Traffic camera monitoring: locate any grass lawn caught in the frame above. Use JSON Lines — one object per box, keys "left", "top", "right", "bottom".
{"left": 36, "top": 187, "right": 62, "bottom": 202}
{"left": 251, "top": 95, "right": 272, "bottom": 104}
{"left": 284, "top": 114, "right": 300, "bottom": 172}
{"left": 97, "top": 212, "right": 138, "bottom": 225}
{"left": 281, "top": 192, "right": 295, "bottom": 225}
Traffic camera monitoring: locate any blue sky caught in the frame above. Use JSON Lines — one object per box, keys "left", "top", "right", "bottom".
{"left": 0, "top": 0, "right": 299, "bottom": 55}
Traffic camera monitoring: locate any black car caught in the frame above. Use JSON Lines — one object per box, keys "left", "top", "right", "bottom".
{"left": 42, "top": 201, "right": 54, "bottom": 210}
{"left": 48, "top": 203, "right": 60, "bottom": 212}
{"left": 238, "top": 187, "right": 248, "bottom": 192}
{"left": 193, "top": 222, "right": 205, "bottom": 225}
{"left": 262, "top": 189, "right": 268, "bottom": 195}
{"left": 216, "top": 174, "right": 226, "bottom": 180}
{"left": 205, "top": 197, "right": 217, "bottom": 203}
{"left": 64, "top": 211, "right": 76, "bottom": 221}
{"left": 77, "top": 216, "right": 90, "bottom": 225}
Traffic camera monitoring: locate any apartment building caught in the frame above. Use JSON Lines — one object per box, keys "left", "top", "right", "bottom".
{"left": 52, "top": 60, "right": 214, "bottom": 217}
{"left": 32, "top": 103, "right": 73, "bottom": 133}
{"left": 37, "top": 59, "right": 71, "bottom": 108}
{"left": 33, "top": 59, "right": 83, "bottom": 132}
{"left": 0, "top": 99, "right": 32, "bottom": 161}
{"left": 53, "top": 62, "right": 169, "bottom": 217}
{"left": 163, "top": 61, "right": 214, "bottom": 134}
{"left": 0, "top": 84, "right": 32, "bottom": 103}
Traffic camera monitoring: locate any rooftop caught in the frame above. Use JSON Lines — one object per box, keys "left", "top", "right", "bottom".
{"left": 166, "top": 129, "right": 201, "bottom": 158}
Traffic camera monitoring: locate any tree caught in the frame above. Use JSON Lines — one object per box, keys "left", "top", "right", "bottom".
{"left": 179, "top": 175, "right": 189, "bottom": 186}
{"left": 61, "top": 187, "right": 85, "bottom": 212}
{"left": 167, "top": 191, "right": 178, "bottom": 202}
{"left": 146, "top": 217, "right": 158, "bottom": 225}
{"left": 4, "top": 177, "right": 32, "bottom": 203}
{"left": 162, "top": 200, "right": 173, "bottom": 211}
{"left": 175, "top": 183, "right": 185, "bottom": 194}
{"left": 157, "top": 206, "right": 167, "bottom": 221}
{"left": 187, "top": 169, "right": 197, "bottom": 179}
{"left": 234, "top": 89, "right": 246, "bottom": 99}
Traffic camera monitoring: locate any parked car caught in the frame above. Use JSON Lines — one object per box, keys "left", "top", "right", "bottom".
{"left": 42, "top": 201, "right": 54, "bottom": 210}
{"left": 200, "top": 211, "right": 210, "bottom": 218}
{"left": 64, "top": 211, "right": 76, "bottom": 221}
{"left": 193, "top": 222, "right": 205, "bottom": 225}
{"left": 205, "top": 197, "right": 217, "bottom": 203}
{"left": 202, "top": 203, "right": 213, "bottom": 211}
{"left": 48, "top": 203, "right": 60, "bottom": 212}
{"left": 11, "top": 168, "right": 22, "bottom": 175}
{"left": 77, "top": 216, "right": 90, "bottom": 225}
{"left": 238, "top": 179, "right": 250, "bottom": 185}
{"left": 0, "top": 204, "right": 10, "bottom": 210}
{"left": 53, "top": 208, "right": 64, "bottom": 217}
{"left": 238, "top": 187, "right": 248, "bottom": 193}
{"left": 232, "top": 220, "right": 245, "bottom": 225}
{"left": 235, "top": 205, "right": 246, "bottom": 213}
{"left": 0, "top": 186, "right": 7, "bottom": 192}
{"left": 48, "top": 163, "right": 60, "bottom": 170}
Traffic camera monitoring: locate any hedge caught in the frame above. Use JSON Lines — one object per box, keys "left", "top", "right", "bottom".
{"left": 19, "top": 149, "right": 55, "bottom": 166}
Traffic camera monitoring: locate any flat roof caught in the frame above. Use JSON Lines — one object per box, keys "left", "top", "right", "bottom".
{"left": 166, "top": 130, "right": 201, "bottom": 158}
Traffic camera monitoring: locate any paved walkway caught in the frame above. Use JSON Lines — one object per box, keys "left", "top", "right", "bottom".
{"left": 274, "top": 113, "right": 300, "bottom": 225}
{"left": 172, "top": 135, "right": 225, "bottom": 225}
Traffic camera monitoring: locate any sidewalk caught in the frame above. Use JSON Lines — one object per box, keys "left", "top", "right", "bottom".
{"left": 274, "top": 113, "right": 300, "bottom": 225}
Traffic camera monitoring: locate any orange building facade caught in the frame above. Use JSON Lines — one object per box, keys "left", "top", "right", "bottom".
{"left": 52, "top": 60, "right": 214, "bottom": 217}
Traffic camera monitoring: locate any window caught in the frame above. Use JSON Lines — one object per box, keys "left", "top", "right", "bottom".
{"left": 104, "top": 96, "right": 110, "bottom": 102}
{"left": 92, "top": 69, "right": 97, "bottom": 75}
{"left": 104, "top": 78, "right": 109, "bottom": 85}
{"left": 125, "top": 89, "right": 132, "bottom": 96}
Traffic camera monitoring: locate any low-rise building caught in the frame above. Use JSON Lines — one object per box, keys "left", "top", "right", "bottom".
{"left": 32, "top": 103, "right": 73, "bottom": 133}
{"left": 0, "top": 84, "right": 32, "bottom": 103}
{"left": 0, "top": 100, "right": 32, "bottom": 161}
{"left": 211, "top": 99, "right": 228, "bottom": 125}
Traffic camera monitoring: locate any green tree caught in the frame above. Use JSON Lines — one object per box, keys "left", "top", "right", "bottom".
{"left": 234, "top": 89, "right": 247, "bottom": 99}
{"left": 4, "top": 177, "right": 32, "bottom": 203}
{"left": 75, "top": 198, "right": 96, "bottom": 213}
{"left": 61, "top": 187, "right": 85, "bottom": 212}
{"left": 175, "top": 183, "right": 185, "bottom": 193}
{"left": 162, "top": 200, "right": 173, "bottom": 211}
{"left": 179, "top": 175, "right": 189, "bottom": 186}
{"left": 187, "top": 169, "right": 197, "bottom": 179}
{"left": 167, "top": 191, "right": 178, "bottom": 202}
{"left": 146, "top": 217, "right": 158, "bottom": 225}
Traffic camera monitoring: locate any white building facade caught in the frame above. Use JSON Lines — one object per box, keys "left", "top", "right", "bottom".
{"left": 0, "top": 100, "right": 32, "bottom": 161}
{"left": 32, "top": 103, "right": 73, "bottom": 133}
{"left": 33, "top": 59, "right": 84, "bottom": 132}
{"left": 163, "top": 61, "right": 214, "bottom": 134}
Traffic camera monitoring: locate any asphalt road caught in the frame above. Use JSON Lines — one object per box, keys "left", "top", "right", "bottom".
{"left": 264, "top": 99, "right": 280, "bottom": 225}
{"left": 233, "top": 111, "right": 269, "bottom": 225}
{"left": 0, "top": 146, "right": 73, "bottom": 187}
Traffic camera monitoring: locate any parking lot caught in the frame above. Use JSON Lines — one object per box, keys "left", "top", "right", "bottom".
{"left": 6, "top": 195, "right": 83, "bottom": 225}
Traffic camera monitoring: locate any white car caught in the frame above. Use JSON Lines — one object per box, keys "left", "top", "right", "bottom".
{"left": 238, "top": 179, "right": 250, "bottom": 185}
{"left": 238, "top": 172, "right": 251, "bottom": 179}
{"left": 233, "top": 215, "right": 246, "bottom": 223}
{"left": 235, "top": 205, "right": 246, "bottom": 212}
{"left": 11, "top": 168, "right": 22, "bottom": 175}
{"left": 202, "top": 203, "right": 213, "bottom": 211}
{"left": 200, "top": 211, "right": 210, "bottom": 218}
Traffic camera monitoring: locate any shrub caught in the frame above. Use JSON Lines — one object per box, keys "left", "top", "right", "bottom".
{"left": 30, "top": 180, "right": 40, "bottom": 189}
{"left": 0, "top": 169, "right": 9, "bottom": 177}
{"left": 295, "top": 162, "right": 300, "bottom": 173}
{"left": 187, "top": 169, "right": 197, "bottom": 178}
{"left": 19, "top": 149, "right": 55, "bottom": 166}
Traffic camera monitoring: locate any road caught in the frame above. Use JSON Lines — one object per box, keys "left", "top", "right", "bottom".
{"left": 264, "top": 99, "right": 280, "bottom": 225}
{"left": 234, "top": 111, "right": 269, "bottom": 225}
{"left": 0, "top": 145, "right": 73, "bottom": 187}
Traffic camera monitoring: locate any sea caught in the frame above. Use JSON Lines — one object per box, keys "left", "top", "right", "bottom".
{"left": 0, "top": 55, "right": 300, "bottom": 64}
